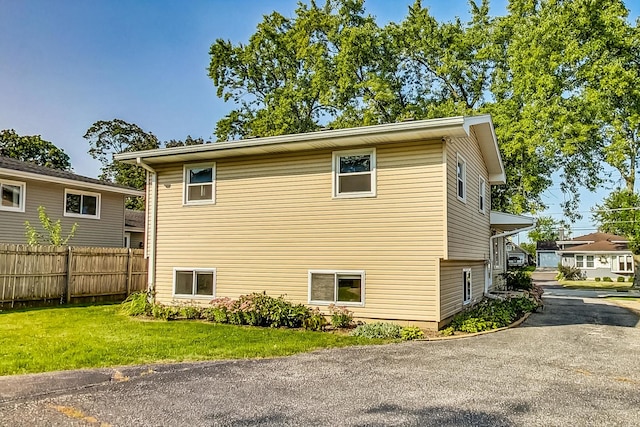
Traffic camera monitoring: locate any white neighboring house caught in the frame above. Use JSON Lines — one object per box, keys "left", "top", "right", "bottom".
{"left": 506, "top": 240, "right": 528, "bottom": 268}
{"left": 557, "top": 232, "right": 634, "bottom": 280}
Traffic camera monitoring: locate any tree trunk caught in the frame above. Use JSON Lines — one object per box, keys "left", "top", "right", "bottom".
{"left": 634, "top": 255, "right": 640, "bottom": 290}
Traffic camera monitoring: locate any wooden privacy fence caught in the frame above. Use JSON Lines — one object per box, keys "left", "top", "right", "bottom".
{"left": 0, "top": 244, "right": 147, "bottom": 307}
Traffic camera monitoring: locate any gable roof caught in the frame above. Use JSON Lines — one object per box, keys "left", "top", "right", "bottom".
{"left": 115, "top": 115, "right": 506, "bottom": 184}
{"left": 559, "top": 240, "right": 630, "bottom": 253}
{"left": 570, "top": 232, "right": 628, "bottom": 242}
{"left": 125, "top": 209, "right": 145, "bottom": 229}
{"left": 0, "top": 156, "right": 143, "bottom": 196}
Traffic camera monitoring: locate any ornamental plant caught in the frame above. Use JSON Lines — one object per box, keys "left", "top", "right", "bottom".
{"left": 328, "top": 304, "right": 354, "bottom": 328}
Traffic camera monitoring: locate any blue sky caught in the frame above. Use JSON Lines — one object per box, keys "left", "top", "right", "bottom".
{"left": 0, "top": 0, "right": 637, "bottom": 237}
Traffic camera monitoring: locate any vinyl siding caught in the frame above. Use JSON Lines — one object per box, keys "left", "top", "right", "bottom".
{"left": 446, "top": 135, "right": 491, "bottom": 260}
{"left": 0, "top": 175, "right": 126, "bottom": 247}
{"left": 152, "top": 141, "right": 446, "bottom": 321}
{"left": 440, "top": 260, "right": 486, "bottom": 320}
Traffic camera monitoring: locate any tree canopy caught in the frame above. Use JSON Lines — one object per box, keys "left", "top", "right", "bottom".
{"left": 208, "top": 0, "right": 638, "bottom": 220}
{"left": 0, "top": 129, "right": 71, "bottom": 170}
{"left": 592, "top": 189, "right": 640, "bottom": 253}
{"left": 84, "top": 119, "right": 159, "bottom": 209}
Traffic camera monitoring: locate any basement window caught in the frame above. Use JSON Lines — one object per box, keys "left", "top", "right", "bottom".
{"left": 309, "top": 270, "right": 364, "bottom": 305}
{"left": 173, "top": 268, "right": 216, "bottom": 298}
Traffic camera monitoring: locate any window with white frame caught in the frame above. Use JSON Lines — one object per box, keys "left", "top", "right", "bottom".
{"left": 64, "top": 189, "right": 100, "bottom": 219}
{"left": 613, "top": 255, "right": 634, "bottom": 273}
{"left": 173, "top": 268, "right": 216, "bottom": 297}
{"left": 457, "top": 154, "right": 466, "bottom": 202}
{"left": 575, "top": 255, "right": 594, "bottom": 268}
{"left": 0, "top": 179, "right": 25, "bottom": 212}
{"left": 309, "top": 270, "right": 364, "bottom": 305}
{"left": 333, "top": 149, "right": 376, "bottom": 198}
{"left": 478, "top": 176, "right": 486, "bottom": 214}
{"left": 463, "top": 268, "right": 472, "bottom": 304}
{"left": 184, "top": 163, "right": 215, "bottom": 204}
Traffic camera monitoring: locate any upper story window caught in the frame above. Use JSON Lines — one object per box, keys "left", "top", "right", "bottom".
{"left": 64, "top": 189, "right": 100, "bottom": 219}
{"left": 478, "top": 176, "right": 486, "bottom": 214}
{"left": 0, "top": 179, "right": 25, "bottom": 212}
{"left": 333, "top": 148, "right": 376, "bottom": 198}
{"left": 457, "top": 153, "right": 466, "bottom": 202}
{"left": 184, "top": 163, "right": 215, "bottom": 205}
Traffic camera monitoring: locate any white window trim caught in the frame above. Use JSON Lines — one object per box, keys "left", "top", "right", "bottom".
{"left": 612, "top": 255, "right": 634, "bottom": 273}
{"left": 64, "top": 188, "right": 101, "bottom": 219}
{"left": 463, "top": 268, "right": 472, "bottom": 305}
{"left": 308, "top": 270, "right": 365, "bottom": 306}
{"left": 332, "top": 148, "right": 376, "bottom": 199}
{"left": 183, "top": 163, "right": 216, "bottom": 206}
{"left": 478, "top": 176, "right": 486, "bottom": 214}
{"left": 0, "top": 179, "right": 26, "bottom": 213}
{"left": 457, "top": 153, "right": 466, "bottom": 203}
{"left": 575, "top": 254, "right": 595, "bottom": 269}
{"left": 172, "top": 267, "right": 217, "bottom": 299}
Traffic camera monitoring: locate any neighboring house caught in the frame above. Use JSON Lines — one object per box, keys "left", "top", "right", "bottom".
{"left": 557, "top": 232, "right": 634, "bottom": 280}
{"left": 0, "top": 156, "right": 143, "bottom": 247}
{"left": 125, "top": 209, "right": 145, "bottom": 248}
{"left": 115, "top": 115, "right": 534, "bottom": 329}
{"left": 489, "top": 212, "right": 536, "bottom": 287}
{"left": 506, "top": 240, "right": 529, "bottom": 267}
{"left": 536, "top": 240, "right": 561, "bottom": 268}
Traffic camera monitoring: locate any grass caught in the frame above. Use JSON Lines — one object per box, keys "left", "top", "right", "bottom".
{"left": 605, "top": 296, "right": 640, "bottom": 302}
{"left": 560, "top": 280, "right": 634, "bottom": 291}
{"left": 0, "top": 304, "right": 383, "bottom": 376}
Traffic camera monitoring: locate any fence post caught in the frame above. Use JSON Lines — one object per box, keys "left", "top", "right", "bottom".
{"left": 126, "top": 248, "right": 133, "bottom": 296}
{"left": 65, "top": 246, "right": 72, "bottom": 304}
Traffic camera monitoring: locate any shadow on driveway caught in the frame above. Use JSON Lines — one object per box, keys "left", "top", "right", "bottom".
{"left": 523, "top": 294, "right": 639, "bottom": 328}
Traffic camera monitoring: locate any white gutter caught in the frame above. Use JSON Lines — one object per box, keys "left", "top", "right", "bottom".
{"left": 487, "top": 224, "right": 536, "bottom": 293}
{"left": 136, "top": 157, "right": 157, "bottom": 297}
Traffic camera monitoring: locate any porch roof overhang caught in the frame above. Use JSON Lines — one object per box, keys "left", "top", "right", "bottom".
{"left": 490, "top": 211, "right": 536, "bottom": 232}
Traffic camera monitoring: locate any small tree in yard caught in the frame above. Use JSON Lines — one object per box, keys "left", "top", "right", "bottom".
{"left": 24, "top": 206, "right": 77, "bottom": 245}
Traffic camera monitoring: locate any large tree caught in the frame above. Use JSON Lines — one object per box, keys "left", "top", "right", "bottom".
{"left": 592, "top": 189, "right": 640, "bottom": 251}
{"left": 0, "top": 129, "right": 71, "bottom": 170}
{"left": 84, "top": 119, "right": 159, "bottom": 209}
{"left": 208, "top": 0, "right": 636, "bottom": 219}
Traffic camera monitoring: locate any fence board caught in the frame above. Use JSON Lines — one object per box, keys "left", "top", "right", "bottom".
{"left": 0, "top": 244, "right": 147, "bottom": 307}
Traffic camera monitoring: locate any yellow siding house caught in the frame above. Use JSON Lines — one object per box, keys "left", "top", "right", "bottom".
{"left": 116, "top": 115, "right": 531, "bottom": 329}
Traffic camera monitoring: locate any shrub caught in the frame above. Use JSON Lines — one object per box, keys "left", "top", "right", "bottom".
{"left": 350, "top": 322, "right": 402, "bottom": 339}
{"left": 445, "top": 296, "right": 540, "bottom": 334}
{"left": 328, "top": 304, "right": 354, "bottom": 328}
{"left": 151, "top": 304, "right": 180, "bottom": 321}
{"left": 630, "top": 276, "right": 635, "bottom": 283}
{"left": 502, "top": 269, "right": 533, "bottom": 291}
{"left": 617, "top": 276, "right": 626, "bottom": 283}
{"left": 120, "top": 292, "right": 152, "bottom": 316}
{"left": 400, "top": 326, "right": 425, "bottom": 340}
{"left": 556, "top": 264, "right": 585, "bottom": 281}
{"left": 209, "top": 293, "right": 311, "bottom": 328}
{"left": 594, "top": 277, "right": 601, "bottom": 282}
{"left": 303, "top": 308, "right": 327, "bottom": 331}
{"left": 180, "top": 305, "right": 202, "bottom": 320}
{"left": 603, "top": 277, "right": 613, "bottom": 282}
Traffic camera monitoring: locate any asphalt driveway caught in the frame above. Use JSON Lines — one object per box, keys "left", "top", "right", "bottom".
{"left": 1, "top": 294, "right": 639, "bottom": 426}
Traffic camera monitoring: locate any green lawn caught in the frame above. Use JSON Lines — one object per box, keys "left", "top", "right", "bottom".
{"left": 560, "top": 280, "right": 633, "bottom": 291}
{"left": 0, "top": 304, "right": 381, "bottom": 376}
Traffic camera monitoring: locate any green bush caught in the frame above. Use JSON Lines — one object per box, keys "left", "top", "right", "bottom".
{"left": 180, "top": 305, "right": 202, "bottom": 320}
{"left": 400, "top": 326, "right": 425, "bottom": 340}
{"left": 350, "top": 322, "right": 402, "bottom": 339}
{"left": 603, "top": 277, "right": 613, "bottom": 282}
{"left": 120, "top": 292, "right": 152, "bottom": 316}
{"left": 556, "top": 264, "right": 585, "bottom": 281}
{"left": 502, "top": 269, "right": 533, "bottom": 290}
{"left": 617, "top": 276, "right": 626, "bottom": 282}
{"left": 303, "top": 308, "right": 327, "bottom": 331}
{"left": 208, "top": 293, "right": 312, "bottom": 328}
{"left": 151, "top": 304, "right": 180, "bottom": 321}
{"left": 594, "top": 277, "right": 601, "bottom": 282}
{"left": 329, "top": 304, "right": 354, "bottom": 328}
{"left": 630, "top": 276, "right": 635, "bottom": 283}
{"left": 445, "top": 296, "right": 540, "bottom": 334}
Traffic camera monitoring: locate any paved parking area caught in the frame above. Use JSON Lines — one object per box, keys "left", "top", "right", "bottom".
{"left": 1, "top": 294, "right": 639, "bottom": 426}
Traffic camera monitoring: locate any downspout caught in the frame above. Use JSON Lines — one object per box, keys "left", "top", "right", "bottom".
{"left": 137, "top": 157, "right": 157, "bottom": 297}
{"left": 487, "top": 224, "right": 536, "bottom": 293}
